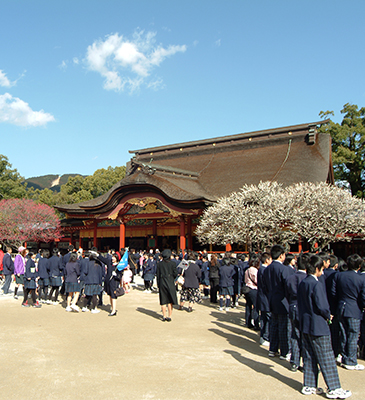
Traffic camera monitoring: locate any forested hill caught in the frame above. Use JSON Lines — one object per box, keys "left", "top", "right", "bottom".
{"left": 23, "top": 174, "right": 86, "bottom": 192}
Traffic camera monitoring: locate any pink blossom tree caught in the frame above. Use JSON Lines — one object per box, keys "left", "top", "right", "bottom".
{"left": 0, "top": 199, "right": 62, "bottom": 248}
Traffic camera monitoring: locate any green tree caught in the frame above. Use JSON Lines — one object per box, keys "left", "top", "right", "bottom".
{"left": 319, "top": 103, "right": 365, "bottom": 197}
{"left": 0, "top": 155, "right": 27, "bottom": 199}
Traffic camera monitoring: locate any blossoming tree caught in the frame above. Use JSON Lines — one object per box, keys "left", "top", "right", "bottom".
{"left": 0, "top": 199, "right": 62, "bottom": 248}
{"left": 196, "top": 181, "right": 365, "bottom": 251}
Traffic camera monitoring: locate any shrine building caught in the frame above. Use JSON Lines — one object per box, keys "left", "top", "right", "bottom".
{"left": 55, "top": 120, "right": 333, "bottom": 252}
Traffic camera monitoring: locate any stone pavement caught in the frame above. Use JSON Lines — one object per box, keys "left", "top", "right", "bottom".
{"left": 0, "top": 277, "right": 363, "bottom": 400}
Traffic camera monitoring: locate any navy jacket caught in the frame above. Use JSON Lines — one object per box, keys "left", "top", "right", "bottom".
{"left": 263, "top": 260, "right": 294, "bottom": 315}
{"left": 2, "top": 253, "right": 14, "bottom": 275}
{"left": 65, "top": 261, "right": 80, "bottom": 283}
{"left": 285, "top": 270, "right": 307, "bottom": 321}
{"left": 37, "top": 257, "right": 50, "bottom": 279}
{"left": 219, "top": 264, "right": 235, "bottom": 288}
{"left": 201, "top": 261, "right": 210, "bottom": 285}
{"left": 24, "top": 259, "right": 39, "bottom": 281}
{"left": 323, "top": 268, "right": 338, "bottom": 314}
{"left": 144, "top": 258, "right": 157, "bottom": 276}
{"left": 331, "top": 270, "right": 365, "bottom": 319}
{"left": 48, "top": 255, "right": 64, "bottom": 278}
{"left": 298, "top": 274, "right": 331, "bottom": 336}
{"left": 83, "top": 259, "right": 104, "bottom": 285}
{"left": 257, "top": 265, "right": 270, "bottom": 312}
{"left": 233, "top": 264, "right": 243, "bottom": 293}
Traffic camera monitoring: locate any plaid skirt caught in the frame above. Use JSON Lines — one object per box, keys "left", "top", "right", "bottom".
{"left": 65, "top": 282, "right": 80, "bottom": 293}
{"left": 15, "top": 274, "right": 24, "bottom": 285}
{"left": 50, "top": 276, "right": 62, "bottom": 287}
{"left": 220, "top": 286, "right": 234, "bottom": 296}
{"left": 180, "top": 287, "right": 202, "bottom": 304}
{"left": 24, "top": 279, "right": 37, "bottom": 289}
{"left": 84, "top": 284, "right": 102, "bottom": 296}
{"left": 38, "top": 278, "right": 50, "bottom": 287}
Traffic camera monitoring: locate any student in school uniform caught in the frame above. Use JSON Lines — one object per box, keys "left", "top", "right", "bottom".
{"left": 37, "top": 249, "right": 50, "bottom": 303}
{"left": 331, "top": 254, "right": 365, "bottom": 370}
{"left": 1, "top": 246, "right": 14, "bottom": 295}
{"left": 22, "top": 252, "right": 41, "bottom": 308}
{"left": 263, "top": 244, "right": 294, "bottom": 360}
{"left": 257, "top": 252, "right": 272, "bottom": 346}
{"left": 82, "top": 251, "right": 104, "bottom": 314}
{"left": 48, "top": 248, "right": 64, "bottom": 304}
{"left": 218, "top": 257, "right": 235, "bottom": 312}
{"left": 64, "top": 252, "right": 81, "bottom": 312}
{"left": 285, "top": 253, "right": 309, "bottom": 372}
{"left": 298, "top": 254, "right": 351, "bottom": 399}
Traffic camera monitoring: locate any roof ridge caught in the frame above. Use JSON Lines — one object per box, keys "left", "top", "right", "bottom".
{"left": 129, "top": 119, "right": 329, "bottom": 155}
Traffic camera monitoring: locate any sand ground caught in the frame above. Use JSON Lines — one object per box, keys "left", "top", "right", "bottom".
{"left": 0, "top": 276, "right": 363, "bottom": 400}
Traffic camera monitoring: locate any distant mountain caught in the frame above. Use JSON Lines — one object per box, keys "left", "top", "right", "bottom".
{"left": 24, "top": 174, "right": 86, "bottom": 192}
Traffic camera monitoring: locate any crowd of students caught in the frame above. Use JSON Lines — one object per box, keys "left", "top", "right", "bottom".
{"left": 1, "top": 243, "right": 364, "bottom": 398}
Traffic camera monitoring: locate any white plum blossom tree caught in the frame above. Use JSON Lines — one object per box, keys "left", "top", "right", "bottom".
{"left": 196, "top": 181, "right": 365, "bottom": 251}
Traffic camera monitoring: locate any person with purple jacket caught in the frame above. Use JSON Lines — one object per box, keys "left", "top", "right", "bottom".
{"left": 14, "top": 246, "right": 27, "bottom": 299}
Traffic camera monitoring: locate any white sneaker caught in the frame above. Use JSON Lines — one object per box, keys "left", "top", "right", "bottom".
{"left": 280, "top": 353, "right": 291, "bottom": 362}
{"left": 82, "top": 307, "right": 89, "bottom": 312}
{"left": 65, "top": 306, "right": 72, "bottom": 312}
{"left": 46, "top": 299, "right": 52, "bottom": 304}
{"left": 218, "top": 307, "right": 224, "bottom": 311}
{"left": 336, "top": 354, "right": 343, "bottom": 365}
{"left": 342, "top": 363, "right": 364, "bottom": 370}
{"left": 52, "top": 301, "right": 59, "bottom": 305}
{"left": 91, "top": 308, "right": 100, "bottom": 314}
{"left": 260, "top": 337, "right": 270, "bottom": 346}
{"left": 326, "top": 388, "right": 352, "bottom": 399}
{"left": 302, "top": 387, "right": 324, "bottom": 395}
{"left": 71, "top": 304, "right": 80, "bottom": 312}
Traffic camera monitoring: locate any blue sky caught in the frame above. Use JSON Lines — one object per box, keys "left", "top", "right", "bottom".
{"left": 1, "top": 0, "right": 364, "bottom": 179}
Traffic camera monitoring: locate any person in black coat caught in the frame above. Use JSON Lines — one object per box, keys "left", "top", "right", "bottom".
{"left": 23, "top": 253, "right": 41, "bottom": 308}
{"left": 179, "top": 254, "right": 202, "bottom": 313}
{"left": 156, "top": 249, "right": 178, "bottom": 321}
{"left": 297, "top": 255, "right": 351, "bottom": 398}
{"left": 1, "top": 246, "right": 14, "bottom": 295}
{"left": 209, "top": 254, "right": 220, "bottom": 303}
{"left": 97, "top": 253, "right": 123, "bottom": 316}
{"left": 331, "top": 254, "right": 365, "bottom": 370}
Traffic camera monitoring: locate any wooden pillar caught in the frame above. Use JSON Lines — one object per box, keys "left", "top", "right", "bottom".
{"left": 93, "top": 221, "right": 97, "bottom": 248}
{"left": 119, "top": 221, "right": 125, "bottom": 250}
{"left": 187, "top": 216, "right": 193, "bottom": 250}
{"left": 153, "top": 219, "right": 157, "bottom": 241}
{"left": 298, "top": 235, "right": 302, "bottom": 253}
{"left": 225, "top": 243, "right": 232, "bottom": 252}
{"left": 179, "top": 217, "right": 186, "bottom": 253}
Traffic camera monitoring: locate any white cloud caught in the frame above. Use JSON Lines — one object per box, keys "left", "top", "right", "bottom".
{"left": 73, "top": 57, "right": 79, "bottom": 65}
{"left": 0, "top": 93, "right": 55, "bottom": 127}
{"left": 84, "top": 30, "right": 187, "bottom": 93}
{"left": 215, "top": 39, "right": 221, "bottom": 47}
{"left": 59, "top": 60, "right": 67, "bottom": 69}
{"left": 0, "top": 70, "right": 17, "bottom": 87}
